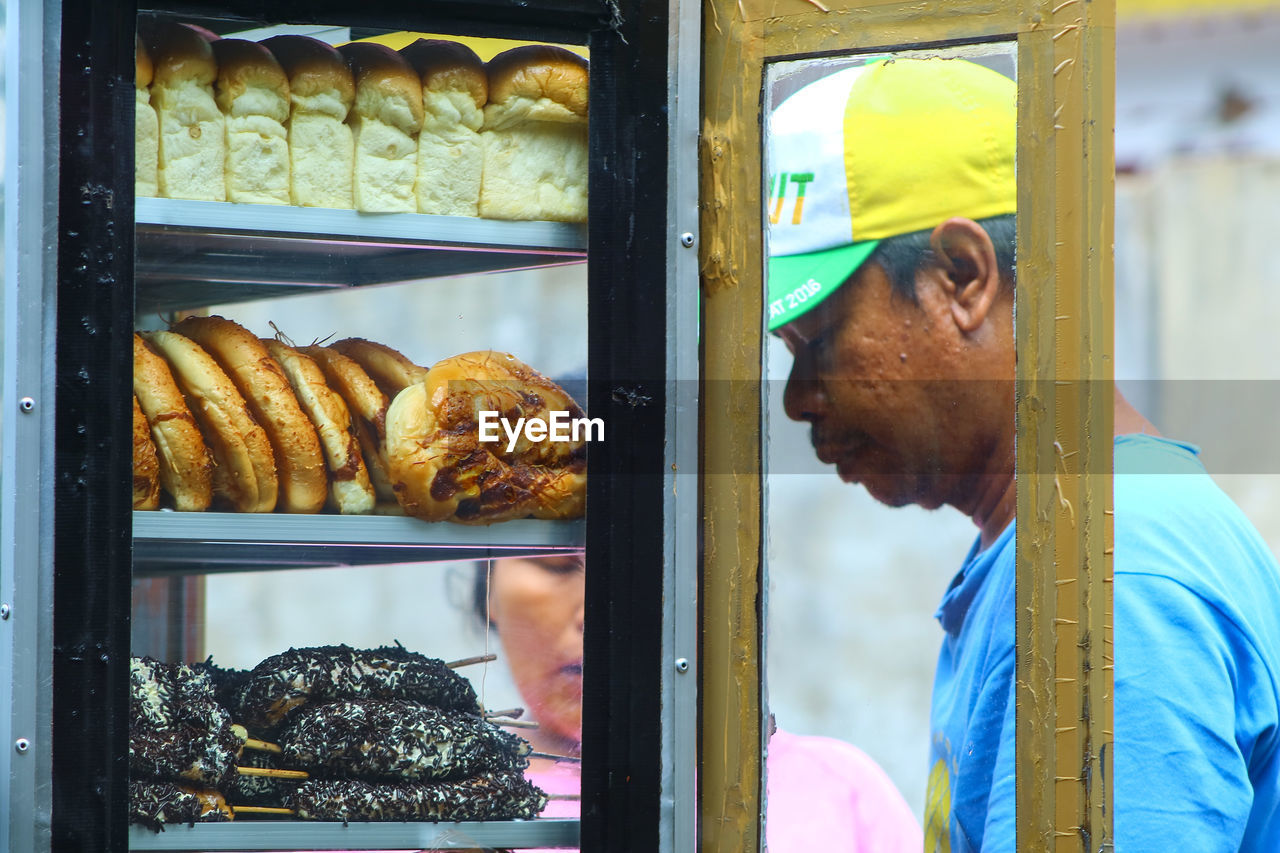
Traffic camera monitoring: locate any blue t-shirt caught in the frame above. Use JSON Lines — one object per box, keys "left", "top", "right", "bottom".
{"left": 925, "top": 435, "right": 1280, "bottom": 852}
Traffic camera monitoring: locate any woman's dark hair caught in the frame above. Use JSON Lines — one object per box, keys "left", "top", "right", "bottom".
{"left": 468, "top": 553, "right": 587, "bottom": 630}
{"left": 866, "top": 212, "right": 1017, "bottom": 302}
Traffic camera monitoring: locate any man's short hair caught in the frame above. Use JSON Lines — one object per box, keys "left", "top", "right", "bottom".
{"left": 866, "top": 213, "right": 1017, "bottom": 303}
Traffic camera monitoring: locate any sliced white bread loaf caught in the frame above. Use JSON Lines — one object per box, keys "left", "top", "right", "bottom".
{"left": 211, "top": 38, "right": 291, "bottom": 205}
{"left": 147, "top": 22, "right": 225, "bottom": 201}
{"left": 337, "top": 42, "right": 423, "bottom": 213}
{"left": 480, "top": 46, "right": 588, "bottom": 223}
{"left": 261, "top": 35, "right": 355, "bottom": 209}
{"left": 399, "top": 39, "right": 487, "bottom": 217}
{"left": 135, "top": 35, "right": 159, "bottom": 198}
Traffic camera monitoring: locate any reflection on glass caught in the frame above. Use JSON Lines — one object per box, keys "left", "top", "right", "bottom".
{"left": 478, "top": 554, "right": 585, "bottom": 823}
{"left": 128, "top": 11, "right": 591, "bottom": 838}
{"left": 762, "top": 46, "right": 1017, "bottom": 851}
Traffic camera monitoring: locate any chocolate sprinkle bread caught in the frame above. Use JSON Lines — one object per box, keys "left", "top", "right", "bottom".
{"left": 290, "top": 770, "right": 548, "bottom": 821}
{"left": 234, "top": 643, "right": 481, "bottom": 734}
{"left": 129, "top": 656, "right": 244, "bottom": 789}
{"left": 128, "top": 780, "right": 232, "bottom": 831}
{"left": 192, "top": 656, "right": 252, "bottom": 713}
{"left": 280, "top": 698, "right": 531, "bottom": 782}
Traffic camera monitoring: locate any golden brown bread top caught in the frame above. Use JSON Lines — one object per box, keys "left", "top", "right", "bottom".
{"left": 136, "top": 34, "right": 153, "bottom": 89}
{"left": 145, "top": 21, "right": 218, "bottom": 89}
{"left": 210, "top": 38, "right": 290, "bottom": 114}
{"left": 384, "top": 350, "right": 587, "bottom": 524}
{"left": 486, "top": 45, "right": 588, "bottom": 118}
{"left": 337, "top": 41, "right": 425, "bottom": 129}
{"left": 261, "top": 34, "right": 355, "bottom": 105}
{"left": 140, "top": 329, "right": 275, "bottom": 513}
{"left": 328, "top": 338, "right": 429, "bottom": 399}
{"left": 132, "top": 333, "right": 214, "bottom": 512}
{"left": 399, "top": 39, "right": 487, "bottom": 109}
{"left": 172, "top": 316, "right": 327, "bottom": 514}
{"left": 132, "top": 393, "right": 161, "bottom": 511}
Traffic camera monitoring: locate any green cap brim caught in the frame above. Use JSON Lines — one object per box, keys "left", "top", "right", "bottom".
{"left": 766, "top": 240, "right": 880, "bottom": 331}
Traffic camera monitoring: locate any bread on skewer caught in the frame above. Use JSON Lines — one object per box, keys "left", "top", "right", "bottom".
{"left": 232, "top": 644, "right": 480, "bottom": 735}
{"left": 129, "top": 780, "right": 233, "bottom": 829}
{"left": 289, "top": 771, "right": 546, "bottom": 822}
{"left": 278, "top": 698, "right": 531, "bottom": 782}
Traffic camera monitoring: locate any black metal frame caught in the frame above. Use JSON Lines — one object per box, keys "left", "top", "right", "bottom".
{"left": 52, "top": 1, "right": 674, "bottom": 851}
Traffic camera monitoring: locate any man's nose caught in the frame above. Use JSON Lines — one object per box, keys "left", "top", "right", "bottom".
{"left": 783, "top": 360, "right": 825, "bottom": 423}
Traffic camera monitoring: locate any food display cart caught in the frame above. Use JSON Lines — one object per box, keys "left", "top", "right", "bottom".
{"left": 0, "top": 0, "right": 1113, "bottom": 850}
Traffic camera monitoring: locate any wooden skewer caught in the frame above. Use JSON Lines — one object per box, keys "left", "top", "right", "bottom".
{"left": 485, "top": 707, "right": 525, "bottom": 720}
{"left": 530, "top": 751, "right": 581, "bottom": 763}
{"left": 231, "top": 724, "right": 283, "bottom": 755}
{"left": 446, "top": 653, "right": 497, "bottom": 669}
{"left": 491, "top": 718, "right": 539, "bottom": 729}
{"left": 547, "top": 793, "right": 582, "bottom": 801}
{"left": 232, "top": 805, "right": 296, "bottom": 816}
{"left": 242, "top": 737, "right": 283, "bottom": 755}
{"left": 237, "top": 766, "right": 309, "bottom": 780}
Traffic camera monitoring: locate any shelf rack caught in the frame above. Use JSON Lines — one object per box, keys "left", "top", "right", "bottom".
{"left": 135, "top": 198, "right": 588, "bottom": 314}
{"left": 127, "top": 819, "right": 579, "bottom": 850}
{"left": 132, "top": 512, "right": 586, "bottom": 574}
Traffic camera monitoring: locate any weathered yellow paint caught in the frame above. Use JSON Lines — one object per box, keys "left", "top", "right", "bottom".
{"left": 702, "top": 0, "right": 1115, "bottom": 850}
{"left": 700, "top": 3, "right": 766, "bottom": 848}
{"left": 1014, "top": 1, "right": 1115, "bottom": 850}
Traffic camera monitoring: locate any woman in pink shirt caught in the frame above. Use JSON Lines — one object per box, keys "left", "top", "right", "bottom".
{"left": 478, "top": 554, "right": 922, "bottom": 852}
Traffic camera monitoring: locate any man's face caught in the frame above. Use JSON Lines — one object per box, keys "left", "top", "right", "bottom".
{"left": 777, "top": 260, "right": 982, "bottom": 510}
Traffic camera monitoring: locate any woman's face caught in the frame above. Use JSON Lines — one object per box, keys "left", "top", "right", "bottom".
{"left": 488, "top": 554, "right": 585, "bottom": 747}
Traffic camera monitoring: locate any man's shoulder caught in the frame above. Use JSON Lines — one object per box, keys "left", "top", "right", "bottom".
{"left": 1114, "top": 434, "right": 1263, "bottom": 545}
{"left": 1113, "top": 434, "right": 1280, "bottom": 638}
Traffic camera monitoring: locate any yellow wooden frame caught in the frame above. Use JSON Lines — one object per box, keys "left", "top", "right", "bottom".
{"left": 699, "top": 1, "right": 1115, "bottom": 850}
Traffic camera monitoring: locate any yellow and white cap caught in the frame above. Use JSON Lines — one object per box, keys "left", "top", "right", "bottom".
{"left": 766, "top": 57, "right": 1016, "bottom": 330}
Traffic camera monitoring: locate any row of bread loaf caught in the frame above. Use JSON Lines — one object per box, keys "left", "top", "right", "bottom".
{"left": 135, "top": 23, "right": 588, "bottom": 222}
{"left": 133, "top": 317, "right": 587, "bottom": 523}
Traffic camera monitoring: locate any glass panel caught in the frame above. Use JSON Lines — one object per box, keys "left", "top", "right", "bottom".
{"left": 761, "top": 43, "right": 1015, "bottom": 851}
{"left": 129, "top": 13, "right": 587, "bottom": 846}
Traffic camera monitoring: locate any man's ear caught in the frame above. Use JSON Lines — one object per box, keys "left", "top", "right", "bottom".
{"left": 927, "top": 217, "right": 1002, "bottom": 333}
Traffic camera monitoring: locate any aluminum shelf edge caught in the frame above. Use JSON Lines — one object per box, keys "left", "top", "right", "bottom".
{"left": 135, "top": 199, "right": 588, "bottom": 313}
{"left": 127, "top": 818, "right": 580, "bottom": 850}
{"left": 132, "top": 512, "right": 585, "bottom": 575}
{"left": 136, "top": 198, "right": 589, "bottom": 250}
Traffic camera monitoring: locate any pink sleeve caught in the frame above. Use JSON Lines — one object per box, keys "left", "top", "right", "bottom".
{"left": 765, "top": 729, "right": 923, "bottom": 853}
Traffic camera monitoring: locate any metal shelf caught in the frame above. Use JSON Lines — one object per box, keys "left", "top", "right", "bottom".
{"left": 135, "top": 198, "right": 588, "bottom": 314}
{"left": 132, "top": 512, "right": 585, "bottom": 575}
{"left": 127, "top": 818, "right": 579, "bottom": 850}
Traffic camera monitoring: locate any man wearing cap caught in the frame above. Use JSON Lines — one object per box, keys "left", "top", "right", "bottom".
{"left": 767, "top": 57, "right": 1280, "bottom": 852}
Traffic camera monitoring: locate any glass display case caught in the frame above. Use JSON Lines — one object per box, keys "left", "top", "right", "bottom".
{"left": 0, "top": 0, "right": 699, "bottom": 850}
